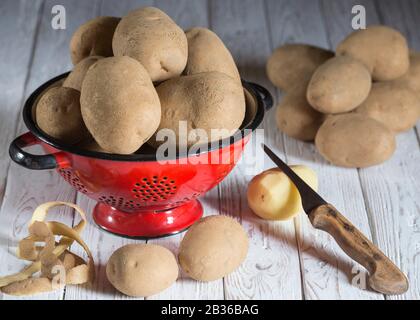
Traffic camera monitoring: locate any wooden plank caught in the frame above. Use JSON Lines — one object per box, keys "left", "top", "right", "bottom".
{"left": 210, "top": 0, "right": 302, "bottom": 300}
{"left": 144, "top": 0, "right": 225, "bottom": 300}
{"left": 0, "top": 0, "right": 42, "bottom": 217}
{"left": 265, "top": 0, "right": 383, "bottom": 299}
{"left": 358, "top": 0, "right": 420, "bottom": 300}
{"left": 63, "top": 0, "right": 153, "bottom": 300}
{"left": 155, "top": 0, "right": 208, "bottom": 30}
{"left": 0, "top": 0, "right": 99, "bottom": 300}
{"left": 358, "top": 132, "right": 420, "bottom": 300}
{"left": 99, "top": 0, "right": 153, "bottom": 17}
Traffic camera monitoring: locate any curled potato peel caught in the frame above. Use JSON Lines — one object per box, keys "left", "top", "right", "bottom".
{"left": 0, "top": 201, "right": 94, "bottom": 295}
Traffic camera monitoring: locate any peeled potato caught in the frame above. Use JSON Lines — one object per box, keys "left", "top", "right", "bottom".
{"left": 247, "top": 166, "right": 318, "bottom": 221}
{"left": 106, "top": 244, "right": 178, "bottom": 297}
{"left": 36, "top": 86, "right": 89, "bottom": 145}
{"left": 178, "top": 215, "right": 248, "bottom": 282}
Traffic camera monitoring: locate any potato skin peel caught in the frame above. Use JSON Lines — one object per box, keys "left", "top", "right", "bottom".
{"left": 185, "top": 27, "right": 241, "bottom": 82}
{"left": 70, "top": 16, "right": 120, "bottom": 64}
{"left": 315, "top": 113, "right": 396, "bottom": 168}
{"left": 112, "top": 7, "right": 188, "bottom": 82}
{"left": 1, "top": 278, "right": 54, "bottom": 296}
{"left": 178, "top": 215, "right": 248, "bottom": 282}
{"left": 106, "top": 244, "right": 178, "bottom": 297}
{"left": 80, "top": 56, "right": 161, "bottom": 154}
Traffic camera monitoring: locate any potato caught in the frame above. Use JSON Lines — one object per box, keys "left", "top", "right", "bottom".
{"left": 184, "top": 27, "right": 240, "bottom": 82}
{"left": 266, "top": 44, "right": 334, "bottom": 91}
{"left": 178, "top": 215, "right": 248, "bottom": 281}
{"left": 36, "top": 86, "right": 89, "bottom": 144}
{"left": 152, "top": 71, "right": 245, "bottom": 147}
{"left": 113, "top": 7, "right": 187, "bottom": 82}
{"left": 63, "top": 56, "right": 102, "bottom": 91}
{"left": 276, "top": 86, "right": 325, "bottom": 141}
{"left": 247, "top": 166, "right": 318, "bottom": 221}
{"left": 77, "top": 138, "right": 111, "bottom": 153}
{"left": 70, "top": 16, "right": 120, "bottom": 65}
{"left": 336, "top": 25, "right": 409, "bottom": 81}
{"left": 307, "top": 56, "right": 371, "bottom": 114}
{"left": 355, "top": 82, "right": 420, "bottom": 133}
{"left": 395, "top": 52, "right": 420, "bottom": 95}
{"left": 80, "top": 56, "right": 161, "bottom": 154}
{"left": 315, "top": 113, "right": 396, "bottom": 168}
{"left": 106, "top": 244, "right": 178, "bottom": 297}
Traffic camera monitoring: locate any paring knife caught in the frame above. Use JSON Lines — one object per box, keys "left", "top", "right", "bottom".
{"left": 262, "top": 144, "right": 408, "bottom": 295}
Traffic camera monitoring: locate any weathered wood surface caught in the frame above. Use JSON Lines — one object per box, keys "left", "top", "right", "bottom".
{"left": 0, "top": 0, "right": 418, "bottom": 300}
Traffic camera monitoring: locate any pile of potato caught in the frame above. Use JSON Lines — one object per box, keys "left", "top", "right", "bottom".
{"left": 36, "top": 7, "right": 245, "bottom": 155}
{"left": 267, "top": 26, "right": 420, "bottom": 168}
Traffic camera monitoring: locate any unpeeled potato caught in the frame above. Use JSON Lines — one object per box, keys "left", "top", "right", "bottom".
{"left": 315, "top": 113, "right": 396, "bottom": 168}
{"left": 36, "top": 86, "right": 89, "bottom": 145}
{"left": 276, "top": 86, "right": 325, "bottom": 141}
{"left": 80, "top": 56, "right": 161, "bottom": 154}
{"left": 178, "top": 215, "right": 248, "bottom": 282}
{"left": 355, "top": 82, "right": 420, "bottom": 133}
{"left": 266, "top": 44, "right": 334, "bottom": 91}
{"left": 63, "top": 56, "right": 103, "bottom": 91}
{"left": 112, "top": 7, "right": 187, "bottom": 82}
{"left": 70, "top": 16, "right": 120, "bottom": 65}
{"left": 307, "top": 56, "right": 371, "bottom": 114}
{"left": 395, "top": 52, "right": 420, "bottom": 95}
{"left": 184, "top": 27, "right": 240, "bottom": 82}
{"left": 152, "top": 71, "right": 245, "bottom": 148}
{"left": 247, "top": 166, "right": 318, "bottom": 221}
{"left": 106, "top": 244, "right": 178, "bottom": 297}
{"left": 336, "top": 25, "right": 409, "bottom": 81}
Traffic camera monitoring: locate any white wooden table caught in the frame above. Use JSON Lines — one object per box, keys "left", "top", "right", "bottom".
{"left": 0, "top": 0, "right": 419, "bottom": 300}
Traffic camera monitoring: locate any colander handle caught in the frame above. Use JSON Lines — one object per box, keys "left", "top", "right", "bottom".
{"left": 247, "top": 82, "right": 273, "bottom": 111}
{"left": 9, "top": 132, "right": 69, "bottom": 170}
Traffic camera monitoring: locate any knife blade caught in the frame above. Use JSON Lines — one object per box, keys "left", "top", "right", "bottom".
{"left": 262, "top": 144, "right": 409, "bottom": 295}
{"left": 262, "top": 144, "right": 327, "bottom": 214}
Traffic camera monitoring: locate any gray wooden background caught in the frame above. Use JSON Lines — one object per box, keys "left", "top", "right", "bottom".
{"left": 0, "top": 0, "right": 419, "bottom": 300}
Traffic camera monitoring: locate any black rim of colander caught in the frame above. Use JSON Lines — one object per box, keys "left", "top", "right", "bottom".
{"left": 23, "top": 72, "right": 267, "bottom": 162}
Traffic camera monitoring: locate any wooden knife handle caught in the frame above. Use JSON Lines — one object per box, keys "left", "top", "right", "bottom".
{"left": 309, "top": 204, "right": 408, "bottom": 295}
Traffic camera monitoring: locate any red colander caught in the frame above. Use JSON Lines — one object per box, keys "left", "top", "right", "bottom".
{"left": 9, "top": 72, "right": 272, "bottom": 238}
